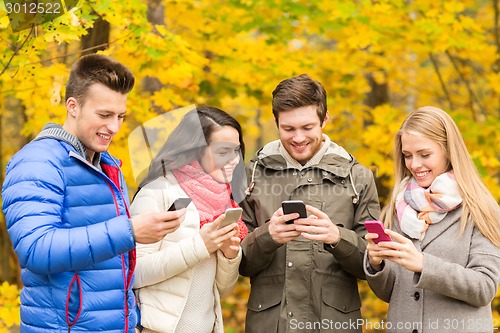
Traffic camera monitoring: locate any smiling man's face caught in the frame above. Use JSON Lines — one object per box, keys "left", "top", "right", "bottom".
{"left": 277, "top": 105, "right": 328, "bottom": 165}
{"left": 64, "top": 83, "right": 127, "bottom": 161}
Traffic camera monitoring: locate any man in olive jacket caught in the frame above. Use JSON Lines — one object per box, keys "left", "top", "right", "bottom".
{"left": 239, "top": 74, "right": 380, "bottom": 333}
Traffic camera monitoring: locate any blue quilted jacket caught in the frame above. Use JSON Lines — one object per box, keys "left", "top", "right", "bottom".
{"left": 2, "top": 131, "right": 138, "bottom": 332}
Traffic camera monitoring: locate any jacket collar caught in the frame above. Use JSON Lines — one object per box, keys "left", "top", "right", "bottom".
{"left": 35, "top": 122, "right": 102, "bottom": 167}
{"left": 419, "top": 208, "right": 463, "bottom": 249}
{"left": 68, "top": 149, "right": 120, "bottom": 171}
{"left": 253, "top": 137, "right": 356, "bottom": 178}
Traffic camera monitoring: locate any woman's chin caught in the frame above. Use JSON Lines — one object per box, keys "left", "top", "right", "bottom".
{"left": 211, "top": 171, "right": 233, "bottom": 184}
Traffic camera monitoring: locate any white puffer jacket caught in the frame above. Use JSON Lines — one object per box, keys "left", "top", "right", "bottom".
{"left": 131, "top": 172, "right": 241, "bottom": 333}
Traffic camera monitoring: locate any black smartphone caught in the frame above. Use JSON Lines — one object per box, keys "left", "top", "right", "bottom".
{"left": 282, "top": 200, "right": 307, "bottom": 224}
{"left": 167, "top": 198, "right": 192, "bottom": 211}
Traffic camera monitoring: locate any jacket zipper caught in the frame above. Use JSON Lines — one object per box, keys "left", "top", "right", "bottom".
{"left": 106, "top": 180, "right": 133, "bottom": 333}
{"left": 102, "top": 160, "right": 135, "bottom": 333}
{"left": 70, "top": 151, "right": 134, "bottom": 332}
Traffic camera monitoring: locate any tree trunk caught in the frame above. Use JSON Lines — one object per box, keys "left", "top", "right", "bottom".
{"left": 143, "top": 0, "right": 165, "bottom": 99}
{"left": 364, "top": 73, "right": 389, "bottom": 109}
{"left": 81, "top": 18, "right": 110, "bottom": 55}
{"left": 364, "top": 73, "right": 391, "bottom": 203}
{"left": 0, "top": 96, "right": 28, "bottom": 285}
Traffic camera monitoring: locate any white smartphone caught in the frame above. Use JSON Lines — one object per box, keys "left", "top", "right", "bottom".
{"left": 219, "top": 207, "right": 243, "bottom": 229}
{"left": 167, "top": 197, "right": 192, "bottom": 211}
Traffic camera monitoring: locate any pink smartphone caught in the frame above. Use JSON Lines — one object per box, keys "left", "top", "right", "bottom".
{"left": 364, "top": 220, "right": 392, "bottom": 244}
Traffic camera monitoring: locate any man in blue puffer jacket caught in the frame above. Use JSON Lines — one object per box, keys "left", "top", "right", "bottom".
{"left": 2, "top": 54, "right": 183, "bottom": 333}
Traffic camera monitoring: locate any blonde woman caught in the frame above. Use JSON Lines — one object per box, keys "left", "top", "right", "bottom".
{"left": 365, "top": 106, "right": 500, "bottom": 333}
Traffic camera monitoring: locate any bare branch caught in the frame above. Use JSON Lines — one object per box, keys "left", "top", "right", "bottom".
{"left": 0, "top": 26, "right": 35, "bottom": 77}
{"left": 445, "top": 50, "right": 487, "bottom": 120}
{"left": 429, "top": 53, "right": 454, "bottom": 111}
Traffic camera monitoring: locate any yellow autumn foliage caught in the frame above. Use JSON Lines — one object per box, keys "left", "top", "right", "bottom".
{"left": 0, "top": 0, "right": 499, "bottom": 332}
{"left": 0, "top": 282, "right": 20, "bottom": 332}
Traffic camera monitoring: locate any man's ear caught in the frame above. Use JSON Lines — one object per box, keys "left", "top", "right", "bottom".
{"left": 321, "top": 111, "right": 330, "bottom": 128}
{"left": 66, "top": 97, "right": 79, "bottom": 117}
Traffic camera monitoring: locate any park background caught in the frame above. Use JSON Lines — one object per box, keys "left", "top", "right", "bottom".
{"left": 0, "top": 0, "right": 499, "bottom": 331}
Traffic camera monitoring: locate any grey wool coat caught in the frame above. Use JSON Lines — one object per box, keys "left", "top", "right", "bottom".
{"left": 365, "top": 208, "right": 500, "bottom": 333}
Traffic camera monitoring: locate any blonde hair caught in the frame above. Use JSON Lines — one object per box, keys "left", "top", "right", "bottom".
{"left": 382, "top": 106, "right": 500, "bottom": 247}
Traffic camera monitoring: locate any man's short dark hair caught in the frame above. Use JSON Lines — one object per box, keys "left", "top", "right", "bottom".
{"left": 272, "top": 74, "right": 327, "bottom": 124}
{"left": 65, "top": 54, "right": 135, "bottom": 104}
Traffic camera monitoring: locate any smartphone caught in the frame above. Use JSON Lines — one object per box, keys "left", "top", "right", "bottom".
{"left": 364, "top": 220, "right": 392, "bottom": 244}
{"left": 219, "top": 207, "right": 243, "bottom": 229}
{"left": 282, "top": 200, "right": 307, "bottom": 224}
{"left": 167, "top": 198, "right": 192, "bottom": 211}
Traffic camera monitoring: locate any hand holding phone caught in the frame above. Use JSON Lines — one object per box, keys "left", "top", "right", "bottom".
{"left": 282, "top": 200, "right": 307, "bottom": 224}
{"left": 219, "top": 207, "right": 243, "bottom": 229}
{"left": 167, "top": 198, "right": 192, "bottom": 211}
{"left": 364, "top": 220, "right": 392, "bottom": 244}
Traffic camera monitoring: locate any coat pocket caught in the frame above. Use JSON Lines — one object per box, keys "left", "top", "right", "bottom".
{"left": 246, "top": 280, "right": 283, "bottom": 333}
{"left": 247, "top": 280, "right": 283, "bottom": 312}
{"left": 65, "top": 273, "right": 83, "bottom": 331}
{"left": 318, "top": 271, "right": 361, "bottom": 314}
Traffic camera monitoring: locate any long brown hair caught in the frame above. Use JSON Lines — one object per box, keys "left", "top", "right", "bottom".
{"left": 136, "top": 106, "right": 246, "bottom": 200}
{"left": 382, "top": 106, "right": 500, "bottom": 246}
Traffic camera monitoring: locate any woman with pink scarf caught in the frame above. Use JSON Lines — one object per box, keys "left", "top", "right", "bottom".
{"left": 364, "top": 106, "right": 500, "bottom": 333}
{"left": 131, "top": 106, "right": 248, "bottom": 333}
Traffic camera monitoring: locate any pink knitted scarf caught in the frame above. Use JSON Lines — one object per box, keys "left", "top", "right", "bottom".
{"left": 172, "top": 161, "right": 248, "bottom": 240}
{"left": 396, "top": 172, "right": 462, "bottom": 240}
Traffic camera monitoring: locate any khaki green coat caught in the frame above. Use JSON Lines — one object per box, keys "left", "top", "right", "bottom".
{"left": 240, "top": 139, "right": 380, "bottom": 333}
